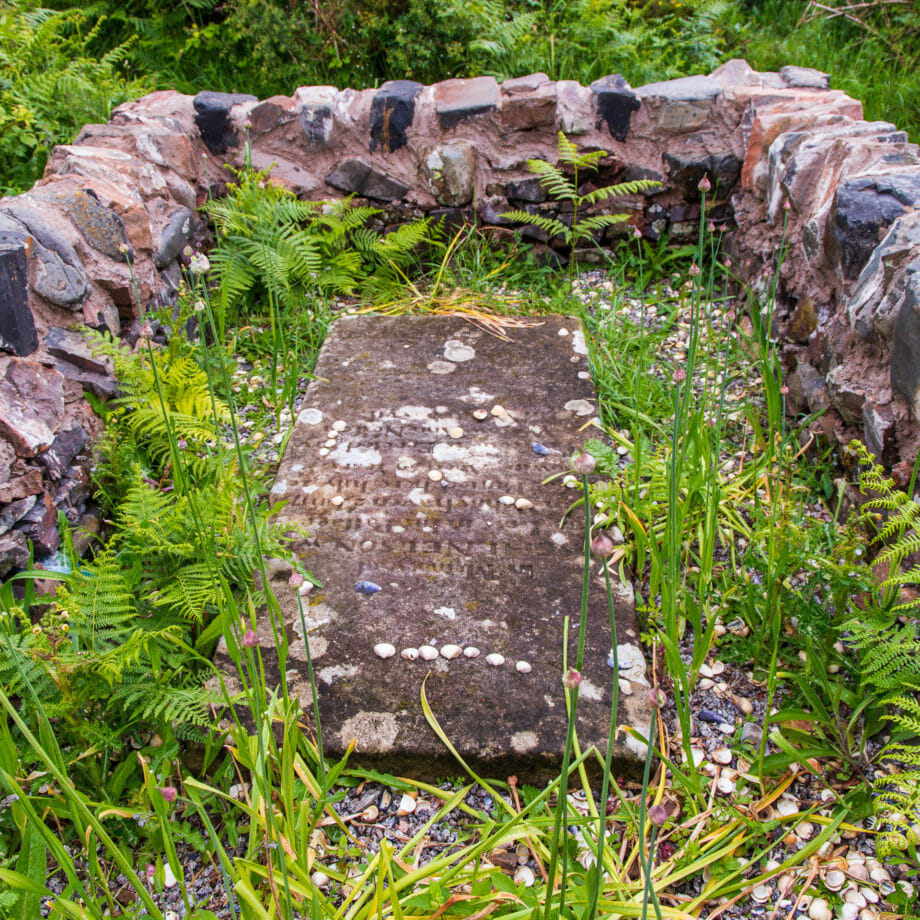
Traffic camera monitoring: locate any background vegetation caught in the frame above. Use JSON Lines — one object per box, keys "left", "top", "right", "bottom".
{"left": 2, "top": 0, "right": 918, "bottom": 193}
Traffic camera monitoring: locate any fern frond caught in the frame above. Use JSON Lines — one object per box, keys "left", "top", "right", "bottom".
{"left": 578, "top": 214, "right": 630, "bottom": 233}
{"left": 500, "top": 210, "right": 568, "bottom": 240}
{"left": 582, "top": 179, "right": 661, "bottom": 204}
{"left": 526, "top": 158, "right": 576, "bottom": 201}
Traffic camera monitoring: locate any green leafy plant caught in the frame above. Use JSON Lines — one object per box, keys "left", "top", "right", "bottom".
{"left": 501, "top": 131, "right": 658, "bottom": 287}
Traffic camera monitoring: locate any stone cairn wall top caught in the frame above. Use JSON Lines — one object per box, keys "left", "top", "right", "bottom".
{"left": 2, "top": 60, "right": 920, "bottom": 571}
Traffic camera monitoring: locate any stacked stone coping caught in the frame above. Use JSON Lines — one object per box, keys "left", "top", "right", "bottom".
{"left": 2, "top": 59, "right": 920, "bottom": 572}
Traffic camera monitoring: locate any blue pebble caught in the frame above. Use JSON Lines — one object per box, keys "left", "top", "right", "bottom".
{"left": 607, "top": 652, "right": 615, "bottom": 668}
{"left": 532, "top": 442, "right": 551, "bottom": 456}
{"left": 698, "top": 709, "right": 723, "bottom": 724}
{"left": 355, "top": 580, "right": 382, "bottom": 595}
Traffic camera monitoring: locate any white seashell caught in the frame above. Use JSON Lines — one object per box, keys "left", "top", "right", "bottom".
{"left": 163, "top": 863, "right": 177, "bottom": 889}
{"left": 515, "top": 498, "right": 533, "bottom": 510}
{"left": 229, "top": 783, "right": 247, "bottom": 800}
{"left": 311, "top": 870, "right": 330, "bottom": 887}
{"left": 844, "top": 889, "right": 867, "bottom": 907}
{"left": 516, "top": 660, "right": 532, "bottom": 673}
{"left": 858, "top": 910, "right": 876, "bottom": 920}
{"left": 490, "top": 404, "right": 505, "bottom": 416}
{"left": 360, "top": 804, "right": 379, "bottom": 822}
{"left": 332, "top": 420, "right": 347, "bottom": 432}
{"left": 710, "top": 660, "right": 725, "bottom": 675}
{"left": 374, "top": 643, "right": 396, "bottom": 659}
{"left": 716, "top": 776, "right": 735, "bottom": 795}
{"left": 712, "top": 747, "right": 733, "bottom": 765}
{"left": 808, "top": 897, "right": 832, "bottom": 920}
{"left": 859, "top": 886, "right": 879, "bottom": 904}
{"left": 401, "top": 647, "right": 419, "bottom": 660}
{"left": 486, "top": 653, "right": 505, "bottom": 666}
{"left": 463, "top": 646, "right": 480, "bottom": 658}
{"left": 846, "top": 860, "right": 869, "bottom": 882}
{"left": 472, "top": 409, "right": 488, "bottom": 420}
{"left": 751, "top": 884, "right": 772, "bottom": 903}
{"left": 165, "top": 911, "right": 179, "bottom": 920}
{"left": 396, "top": 794, "right": 416, "bottom": 815}
{"left": 699, "top": 678, "right": 715, "bottom": 690}
{"left": 718, "top": 722, "right": 734, "bottom": 734}
{"left": 299, "top": 581, "right": 313, "bottom": 596}
{"left": 869, "top": 867, "right": 890, "bottom": 884}
{"left": 840, "top": 904, "right": 859, "bottom": 920}
{"left": 499, "top": 495, "right": 515, "bottom": 505}
{"left": 419, "top": 645, "right": 439, "bottom": 661}
{"left": 689, "top": 747, "right": 705, "bottom": 767}
{"left": 428, "top": 470, "right": 443, "bottom": 482}
{"left": 324, "top": 439, "right": 337, "bottom": 448}
{"left": 699, "top": 663, "right": 714, "bottom": 678}
{"left": 440, "top": 644, "right": 462, "bottom": 659}
{"left": 796, "top": 820, "right": 814, "bottom": 839}
{"left": 824, "top": 869, "right": 846, "bottom": 891}
{"left": 775, "top": 797, "right": 798, "bottom": 817}
{"left": 449, "top": 427, "right": 464, "bottom": 439}
{"left": 513, "top": 865, "right": 535, "bottom": 887}
{"left": 777, "top": 872, "right": 795, "bottom": 895}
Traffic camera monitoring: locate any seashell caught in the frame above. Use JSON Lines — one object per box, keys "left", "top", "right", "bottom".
{"left": 751, "top": 884, "right": 772, "bottom": 904}
{"left": 516, "top": 660, "right": 532, "bottom": 673}
{"left": 858, "top": 910, "right": 876, "bottom": 920}
{"left": 515, "top": 498, "right": 533, "bottom": 510}
{"left": 449, "top": 427, "right": 464, "bottom": 439}
{"left": 490, "top": 404, "right": 505, "bottom": 416}
{"left": 698, "top": 663, "right": 714, "bottom": 678}
{"left": 472, "top": 409, "right": 488, "bottom": 420}
{"left": 710, "top": 660, "right": 725, "bottom": 675}
{"left": 419, "top": 645, "right": 439, "bottom": 661}
{"left": 796, "top": 820, "right": 814, "bottom": 839}
{"left": 324, "top": 439, "right": 337, "bottom": 448}
{"left": 859, "top": 886, "right": 878, "bottom": 904}
{"left": 716, "top": 776, "right": 735, "bottom": 795}
{"left": 868, "top": 867, "right": 890, "bottom": 884}
{"left": 463, "top": 646, "right": 480, "bottom": 658}
{"left": 396, "top": 793, "right": 416, "bottom": 815}
{"left": 732, "top": 694, "right": 753, "bottom": 715}
{"left": 163, "top": 863, "right": 177, "bottom": 889}
{"left": 486, "top": 653, "right": 505, "bottom": 666}
{"left": 374, "top": 643, "right": 396, "bottom": 659}
{"left": 532, "top": 442, "right": 552, "bottom": 456}
{"left": 844, "top": 889, "right": 866, "bottom": 907}
{"left": 808, "top": 897, "right": 832, "bottom": 920}
{"left": 699, "top": 677, "right": 715, "bottom": 690}
{"left": 712, "top": 747, "right": 733, "bottom": 765}
{"left": 689, "top": 747, "right": 705, "bottom": 767}
{"left": 356, "top": 581, "right": 382, "bottom": 594}
{"left": 311, "top": 870, "right": 330, "bottom": 887}
{"left": 360, "top": 804, "right": 378, "bottom": 822}
{"left": 824, "top": 869, "right": 846, "bottom": 891}
{"left": 513, "top": 865, "right": 535, "bottom": 887}
{"left": 777, "top": 873, "right": 795, "bottom": 895}
{"left": 401, "top": 647, "right": 419, "bottom": 660}
{"left": 440, "top": 644, "right": 462, "bottom": 659}
{"left": 499, "top": 495, "right": 515, "bottom": 505}
{"left": 618, "top": 678, "right": 633, "bottom": 695}
{"left": 775, "top": 797, "right": 798, "bottom": 817}
{"left": 840, "top": 905, "right": 859, "bottom": 920}
{"left": 332, "top": 420, "right": 347, "bottom": 432}
{"left": 299, "top": 581, "right": 313, "bottom": 596}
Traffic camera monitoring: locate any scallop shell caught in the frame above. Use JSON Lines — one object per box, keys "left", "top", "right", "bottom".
{"left": 472, "top": 409, "right": 488, "bottom": 420}
{"left": 419, "top": 645, "right": 439, "bottom": 661}
{"left": 515, "top": 660, "right": 532, "bottom": 674}
{"left": 463, "top": 646, "right": 480, "bottom": 658}
{"left": 440, "top": 644, "right": 462, "bottom": 659}
{"left": 373, "top": 643, "right": 396, "bottom": 659}
{"left": 401, "top": 647, "right": 419, "bottom": 660}
{"left": 515, "top": 498, "right": 533, "bottom": 510}
{"left": 486, "top": 653, "right": 505, "bottom": 666}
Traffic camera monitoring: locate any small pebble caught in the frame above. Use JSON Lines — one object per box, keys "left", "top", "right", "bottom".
{"left": 718, "top": 722, "right": 734, "bottom": 735}
{"left": 499, "top": 495, "right": 515, "bottom": 505}
{"left": 532, "top": 442, "right": 551, "bottom": 455}
{"left": 401, "top": 647, "right": 419, "bottom": 660}
{"left": 331, "top": 495, "right": 345, "bottom": 506}
{"left": 324, "top": 439, "right": 336, "bottom": 448}
{"left": 356, "top": 580, "right": 381, "bottom": 594}
{"left": 332, "top": 420, "right": 347, "bottom": 432}
{"left": 374, "top": 643, "right": 396, "bottom": 659}
{"left": 732, "top": 694, "right": 753, "bottom": 715}
{"left": 428, "top": 470, "right": 443, "bottom": 482}
{"left": 486, "top": 653, "right": 505, "bottom": 666}
{"left": 618, "top": 678, "right": 633, "bottom": 695}
{"left": 698, "top": 709, "right": 723, "bottom": 724}
{"left": 440, "top": 644, "right": 462, "bottom": 659}
{"left": 515, "top": 660, "right": 532, "bottom": 674}
{"left": 419, "top": 645, "right": 439, "bottom": 661}
{"left": 515, "top": 498, "right": 533, "bottom": 510}
{"left": 311, "top": 870, "right": 330, "bottom": 887}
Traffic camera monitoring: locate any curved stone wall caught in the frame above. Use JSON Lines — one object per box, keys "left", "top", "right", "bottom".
{"left": 2, "top": 60, "right": 919, "bottom": 571}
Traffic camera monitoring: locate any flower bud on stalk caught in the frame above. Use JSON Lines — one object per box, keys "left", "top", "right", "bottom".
{"left": 571, "top": 450, "right": 596, "bottom": 475}
{"left": 562, "top": 668, "right": 583, "bottom": 690}
{"left": 590, "top": 532, "right": 615, "bottom": 559}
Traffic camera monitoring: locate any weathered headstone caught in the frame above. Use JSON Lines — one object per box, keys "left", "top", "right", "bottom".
{"left": 219, "top": 314, "right": 651, "bottom": 781}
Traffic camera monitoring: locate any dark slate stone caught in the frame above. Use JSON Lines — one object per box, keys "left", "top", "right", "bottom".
{"left": 663, "top": 152, "right": 742, "bottom": 199}
{"left": 45, "top": 327, "right": 113, "bottom": 376}
{"left": 155, "top": 208, "right": 195, "bottom": 269}
{"left": 890, "top": 266, "right": 920, "bottom": 409}
{"left": 60, "top": 189, "right": 132, "bottom": 262}
{"left": 780, "top": 65, "right": 830, "bottom": 90}
{"left": 0, "top": 531, "right": 29, "bottom": 577}
{"left": 505, "top": 177, "right": 547, "bottom": 204}
{"left": 193, "top": 91, "right": 257, "bottom": 155}
{"left": 0, "top": 202, "right": 81, "bottom": 268}
{"left": 0, "top": 232, "right": 38, "bottom": 357}
{"left": 827, "top": 174, "right": 920, "bottom": 279}
{"left": 16, "top": 494, "right": 59, "bottom": 557}
{"left": 301, "top": 105, "right": 333, "bottom": 145}
{"left": 590, "top": 75, "right": 641, "bottom": 142}
{"left": 36, "top": 425, "right": 89, "bottom": 481}
{"left": 620, "top": 165, "right": 665, "bottom": 193}
{"left": 325, "top": 159, "right": 410, "bottom": 202}
{"left": 370, "top": 81, "right": 423, "bottom": 154}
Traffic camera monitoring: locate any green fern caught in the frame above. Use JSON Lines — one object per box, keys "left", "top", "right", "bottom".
{"left": 846, "top": 439, "right": 920, "bottom": 857}
{"left": 501, "top": 131, "right": 659, "bottom": 284}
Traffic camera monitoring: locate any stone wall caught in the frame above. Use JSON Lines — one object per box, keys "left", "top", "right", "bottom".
{"left": 2, "top": 61, "right": 920, "bottom": 571}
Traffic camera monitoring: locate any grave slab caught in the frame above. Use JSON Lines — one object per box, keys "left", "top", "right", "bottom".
{"left": 218, "top": 314, "right": 651, "bottom": 782}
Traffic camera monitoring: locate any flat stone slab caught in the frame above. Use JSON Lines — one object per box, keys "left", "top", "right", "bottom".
{"left": 219, "top": 314, "right": 651, "bottom": 781}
